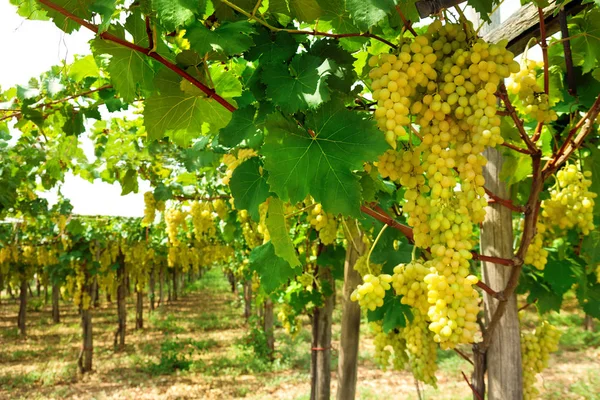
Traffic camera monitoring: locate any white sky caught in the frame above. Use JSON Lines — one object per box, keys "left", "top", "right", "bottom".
{"left": 0, "top": 2, "right": 148, "bottom": 217}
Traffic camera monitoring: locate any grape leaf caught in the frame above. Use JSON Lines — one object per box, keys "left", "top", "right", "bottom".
{"left": 467, "top": 0, "right": 495, "bottom": 23}
{"left": 266, "top": 197, "right": 301, "bottom": 267}
{"left": 262, "top": 101, "right": 387, "bottom": 217}
{"left": 499, "top": 152, "right": 532, "bottom": 184}
{"left": 9, "top": 0, "right": 48, "bottom": 20}
{"left": 289, "top": 0, "right": 323, "bottom": 22}
{"left": 543, "top": 254, "right": 582, "bottom": 296}
{"left": 249, "top": 241, "right": 300, "bottom": 293}
{"left": 526, "top": 278, "right": 563, "bottom": 314}
{"left": 120, "top": 169, "right": 139, "bottom": 195}
{"left": 91, "top": 0, "right": 116, "bottom": 33}
{"left": 68, "top": 55, "right": 100, "bottom": 81}
{"left": 218, "top": 105, "right": 259, "bottom": 147}
{"left": 185, "top": 20, "right": 256, "bottom": 57}
{"left": 346, "top": 0, "right": 395, "bottom": 31}
{"left": 246, "top": 30, "right": 297, "bottom": 65}
{"left": 261, "top": 53, "right": 333, "bottom": 113}
{"left": 144, "top": 70, "right": 233, "bottom": 143}
{"left": 570, "top": 10, "right": 600, "bottom": 74}
{"left": 367, "top": 291, "right": 412, "bottom": 332}
{"left": 583, "top": 146, "right": 600, "bottom": 216}
{"left": 230, "top": 157, "right": 271, "bottom": 221}
{"left": 92, "top": 39, "right": 156, "bottom": 102}
{"left": 61, "top": 106, "right": 85, "bottom": 137}
{"left": 576, "top": 273, "right": 600, "bottom": 318}
{"left": 40, "top": 0, "right": 93, "bottom": 33}
{"left": 152, "top": 0, "right": 206, "bottom": 31}
{"left": 317, "top": 245, "right": 346, "bottom": 280}
{"left": 581, "top": 230, "right": 600, "bottom": 264}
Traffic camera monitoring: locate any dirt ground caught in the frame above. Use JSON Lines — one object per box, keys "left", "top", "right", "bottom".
{"left": 0, "top": 269, "right": 598, "bottom": 400}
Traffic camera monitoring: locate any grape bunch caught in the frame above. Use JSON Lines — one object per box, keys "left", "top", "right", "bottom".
{"left": 190, "top": 201, "right": 216, "bottom": 238}
{"left": 351, "top": 273, "right": 392, "bottom": 311}
{"left": 404, "top": 310, "right": 438, "bottom": 386}
{"left": 523, "top": 221, "right": 549, "bottom": 270}
{"left": 353, "top": 253, "right": 382, "bottom": 276}
{"left": 521, "top": 320, "right": 561, "bottom": 399}
{"left": 392, "top": 259, "right": 430, "bottom": 314}
{"left": 308, "top": 203, "right": 338, "bottom": 245}
{"left": 507, "top": 59, "right": 557, "bottom": 124}
{"left": 142, "top": 191, "right": 156, "bottom": 226}
{"left": 541, "top": 164, "right": 596, "bottom": 235}
{"left": 165, "top": 208, "right": 187, "bottom": 246}
{"left": 222, "top": 148, "right": 258, "bottom": 185}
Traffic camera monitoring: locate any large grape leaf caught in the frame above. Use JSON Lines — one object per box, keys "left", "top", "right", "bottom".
{"left": 40, "top": 0, "right": 93, "bottom": 33}
{"left": 346, "top": 0, "right": 395, "bottom": 31}
{"left": 317, "top": 0, "right": 360, "bottom": 33}
{"left": 467, "top": 0, "right": 496, "bottom": 23}
{"left": 9, "top": 0, "right": 48, "bottom": 20}
{"left": 144, "top": 70, "right": 233, "bottom": 144}
{"left": 272, "top": 0, "right": 323, "bottom": 22}
{"left": 185, "top": 20, "right": 256, "bottom": 57}
{"left": 218, "top": 105, "right": 260, "bottom": 147}
{"left": 570, "top": 9, "right": 600, "bottom": 74}
{"left": 543, "top": 254, "right": 582, "bottom": 296}
{"left": 576, "top": 273, "right": 600, "bottom": 318}
{"left": 261, "top": 53, "right": 333, "bottom": 113}
{"left": 91, "top": 0, "right": 116, "bottom": 33}
{"left": 92, "top": 39, "right": 156, "bottom": 103}
{"left": 266, "top": 197, "right": 301, "bottom": 267}
{"left": 249, "top": 241, "right": 300, "bottom": 293}
{"left": 229, "top": 157, "right": 271, "bottom": 221}
{"left": 261, "top": 100, "right": 388, "bottom": 217}
{"left": 246, "top": 30, "right": 297, "bottom": 65}
{"left": 152, "top": 0, "right": 205, "bottom": 31}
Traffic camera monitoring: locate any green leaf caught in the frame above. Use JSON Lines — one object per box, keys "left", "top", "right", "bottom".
{"left": 120, "top": 169, "right": 139, "bottom": 195}
{"left": 92, "top": 39, "right": 155, "bottom": 102}
{"left": 246, "top": 30, "right": 297, "bottom": 65}
{"left": 186, "top": 20, "right": 256, "bottom": 57}
{"left": 367, "top": 291, "right": 412, "bottom": 332}
{"left": 583, "top": 146, "right": 600, "bottom": 216}
{"left": 40, "top": 0, "right": 93, "bottom": 33}
{"left": 526, "top": 277, "right": 563, "bottom": 314}
{"left": 261, "top": 53, "right": 333, "bottom": 113}
{"left": 152, "top": 0, "right": 205, "bottom": 31}
{"left": 249, "top": 241, "right": 300, "bottom": 293}
{"left": 229, "top": 157, "right": 271, "bottom": 221}
{"left": 370, "top": 227, "right": 413, "bottom": 273}
{"left": 576, "top": 273, "right": 600, "bottom": 319}
{"left": 9, "top": 0, "right": 48, "bottom": 20}
{"left": 68, "top": 55, "right": 100, "bottom": 81}
{"left": 154, "top": 183, "right": 173, "bottom": 201}
{"left": 266, "top": 197, "right": 301, "bottom": 267}
{"left": 467, "top": 0, "right": 495, "bottom": 23}
{"left": 144, "top": 70, "right": 232, "bottom": 143}
{"left": 91, "top": 0, "right": 117, "bottom": 33}
{"left": 317, "top": 245, "right": 346, "bottom": 280}
{"left": 289, "top": 0, "right": 322, "bottom": 22}
{"left": 262, "top": 101, "right": 388, "bottom": 217}
{"left": 581, "top": 230, "right": 600, "bottom": 264}
{"left": 218, "top": 105, "right": 259, "bottom": 147}
{"left": 570, "top": 10, "right": 600, "bottom": 74}
{"left": 543, "top": 254, "right": 581, "bottom": 296}
{"left": 499, "top": 152, "right": 532, "bottom": 184}
{"left": 346, "top": 0, "right": 395, "bottom": 31}
{"left": 62, "top": 106, "right": 85, "bottom": 136}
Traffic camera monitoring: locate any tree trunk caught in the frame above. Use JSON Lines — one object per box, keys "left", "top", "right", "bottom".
{"left": 244, "top": 280, "right": 252, "bottom": 321}
{"left": 52, "top": 283, "right": 60, "bottom": 323}
{"left": 478, "top": 147, "right": 523, "bottom": 400}
{"left": 159, "top": 267, "right": 164, "bottom": 307}
{"left": 44, "top": 283, "right": 48, "bottom": 305}
{"left": 114, "top": 255, "right": 127, "bottom": 350}
{"left": 18, "top": 277, "right": 27, "bottom": 336}
{"left": 7, "top": 283, "right": 15, "bottom": 300}
{"left": 78, "top": 266, "right": 93, "bottom": 374}
{"left": 264, "top": 298, "right": 275, "bottom": 361}
{"left": 36, "top": 276, "right": 41, "bottom": 297}
{"left": 136, "top": 286, "right": 144, "bottom": 329}
{"left": 311, "top": 267, "right": 334, "bottom": 400}
{"left": 172, "top": 267, "right": 178, "bottom": 301}
{"left": 584, "top": 314, "right": 595, "bottom": 331}
{"left": 90, "top": 277, "right": 99, "bottom": 308}
{"left": 149, "top": 265, "right": 156, "bottom": 311}
{"left": 337, "top": 223, "right": 365, "bottom": 400}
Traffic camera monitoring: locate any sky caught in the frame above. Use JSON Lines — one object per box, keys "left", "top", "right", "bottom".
{"left": 0, "top": 2, "right": 148, "bottom": 217}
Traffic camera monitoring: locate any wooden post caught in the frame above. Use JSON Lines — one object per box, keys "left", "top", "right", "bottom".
{"left": 310, "top": 267, "right": 334, "bottom": 400}
{"left": 172, "top": 267, "right": 178, "bottom": 301}
{"left": 18, "top": 277, "right": 27, "bottom": 336}
{"left": 52, "top": 282, "right": 60, "bottom": 323}
{"left": 114, "top": 253, "right": 127, "bottom": 350}
{"left": 336, "top": 222, "right": 365, "bottom": 400}
{"left": 78, "top": 264, "right": 93, "bottom": 374}
{"left": 478, "top": 148, "right": 523, "bottom": 400}
{"left": 149, "top": 265, "right": 156, "bottom": 311}
{"left": 243, "top": 280, "right": 252, "bottom": 321}
{"left": 264, "top": 298, "right": 275, "bottom": 360}
{"left": 136, "top": 285, "right": 144, "bottom": 329}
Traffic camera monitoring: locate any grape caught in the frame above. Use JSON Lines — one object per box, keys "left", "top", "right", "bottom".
{"left": 521, "top": 319, "right": 561, "bottom": 399}
{"left": 541, "top": 164, "right": 596, "bottom": 235}
{"left": 165, "top": 208, "right": 187, "bottom": 246}
{"left": 351, "top": 273, "right": 392, "bottom": 311}
{"left": 354, "top": 254, "right": 382, "bottom": 276}
{"left": 507, "top": 59, "right": 558, "bottom": 124}
{"left": 277, "top": 303, "right": 302, "bottom": 337}
{"left": 309, "top": 203, "right": 338, "bottom": 245}
{"left": 404, "top": 310, "right": 438, "bottom": 386}
{"left": 142, "top": 191, "right": 156, "bottom": 226}
{"left": 190, "top": 201, "right": 216, "bottom": 238}
{"left": 222, "top": 149, "right": 258, "bottom": 185}
{"left": 523, "top": 221, "right": 548, "bottom": 270}
{"left": 392, "top": 260, "right": 430, "bottom": 314}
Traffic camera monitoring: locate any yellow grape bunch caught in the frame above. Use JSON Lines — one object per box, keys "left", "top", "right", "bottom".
{"left": 350, "top": 273, "right": 392, "bottom": 311}
{"left": 308, "top": 203, "right": 338, "bottom": 245}
{"left": 521, "top": 319, "right": 561, "bottom": 399}
{"left": 367, "top": 19, "right": 522, "bottom": 348}
{"left": 354, "top": 253, "right": 382, "bottom": 276}
{"left": 222, "top": 148, "right": 258, "bottom": 185}
{"left": 541, "top": 164, "right": 596, "bottom": 235}
{"left": 165, "top": 207, "right": 187, "bottom": 246}
{"left": 523, "top": 221, "right": 549, "bottom": 270}
{"left": 190, "top": 201, "right": 216, "bottom": 238}
{"left": 507, "top": 59, "right": 558, "bottom": 124}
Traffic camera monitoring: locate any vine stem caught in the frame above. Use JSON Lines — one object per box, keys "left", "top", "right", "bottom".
{"left": 366, "top": 224, "right": 388, "bottom": 274}
{"left": 395, "top": 5, "right": 418, "bottom": 36}
{"left": 454, "top": 348, "right": 474, "bottom": 366}
{"left": 501, "top": 141, "right": 531, "bottom": 155}
{"left": 496, "top": 83, "right": 538, "bottom": 153}
{"left": 559, "top": 9, "right": 577, "bottom": 96}
{"left": 220, "top": 0, "right": 398, "bottom": 49}
{"left": 462, "top": 371, "right": 484, "bottom": 400}
{"left": 38, "top": 0, "right": 237, "bottom": 113}
{"left": 476, "top": 281, "right": 503, "bottom": 300}
{"left": 0, "top": 84, "right": 112, "bottom": 122}
{"left": 484, "top": 187, "right": 525, "bottom": 213}
{"left": 538, "top": 7, "right": 550, "bottom": 96}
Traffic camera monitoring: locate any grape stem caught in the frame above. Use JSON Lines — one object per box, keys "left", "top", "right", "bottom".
{"left": 496, "top": 84, "right": 539, "bottom": 153}
{"left": 475, "top": 281, "right": 504, "bottom": 300}
{"left": 37, "top": 0, "right": 238, "bottom": 113}
{"left": 454, "top": 348, "right": 474, "bottom": 365}
{"left": 501, "top": 141, "right": 531, "bottom": 155}
{"left": 366, "top": 224, "right": 388, "bottom": 274}
{"left": 484, "top": 187, "right": 525, "bottom": 213}
{"left": 462, "top": 371, "right": 484, "bottom": 400}
{"left": 395, "top": 5, "right": 418, "bottom": 36}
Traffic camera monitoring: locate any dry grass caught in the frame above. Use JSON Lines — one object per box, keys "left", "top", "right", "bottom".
{"left": 0, "top": 269, "right": 598, "bottom": 400}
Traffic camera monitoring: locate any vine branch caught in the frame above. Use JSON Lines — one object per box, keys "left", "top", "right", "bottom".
{"left": 496, "top": 84, "right": 538, "bottom": 153}
{"left": 395, "top": 5, "right": 418, "bottom": 36}
{"left": 38, "top": 0, "right": 237, "bottom": 113}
